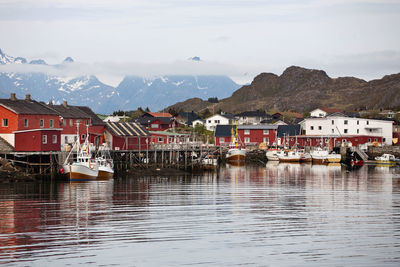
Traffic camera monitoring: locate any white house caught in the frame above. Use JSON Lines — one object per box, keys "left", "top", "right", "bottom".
{"left": 235, "top": 111, "right": 271, "bottom": 125}
{"left": 191, "top": 119, "right": 205, "bottom": 128}
{"left": 304, "top": 115, "right": 393, "bottom": 145}
{"left": 103, "top": 115, "right": 129, "bottom": 122}
{"left": 310, "top": 108, "right": 342, "bottom": 118}
{"left": 204, "top": 114, "right": 236, "bottom": 131}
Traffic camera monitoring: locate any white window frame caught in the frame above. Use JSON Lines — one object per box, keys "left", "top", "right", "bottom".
{"left": 42, "top": 135, "right": 47, "bottom": 144}
{"left": 220, "top": 137, "right": 225, "bottom": 143}
{"left": 151, "top": 124, "right": 159, "bottom": 128}
{"left": 24, "top": 118, "right": 29, "bottom": 127}
{"left": 52, "top": 135, "right": 57, "bottom": 144}
{"left": 244, "top": 129, "right": 250, "bottom": 135}
{"left": 263, "top": 137, "right": 269, "bottom": 144}
{"left": 40, "top": 119, "right": 44, "bottom": 128}
{"left": 2, "top": 118, "right": 8, "bottom": 127}
{"left": 344, "top": 129, "right": 348, "bottom": 134}
{"left": 49, "top": 119, "right": 54, "bottom": 128}
{"left": 263, "top": 129, "right": 269, "bottom": 135}
{"left": 244, "top": 137, "right": 250, "bottom": 143}
{"left": 158, "top": 137, "right": 164, "bottom": 142}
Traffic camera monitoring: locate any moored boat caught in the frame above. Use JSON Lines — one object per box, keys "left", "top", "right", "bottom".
{"left": 62, "top": 124, "right": 99, "bottom": 181}
{"left": 226, "top": 124, "right": 246, "bottom": 164}
{"left": 278, "top": 150, "right": 301, "bottom": 163}
{"left": 266, "top": 149, "right": 282, "bottom": 161}
{"left": 96, "top": 144, "right": 114, "bottom": 179}
{"left": 311, "top": 147, "right": 329, "bottom": 164}
{"left": 375, "top": 154, "right": 397, "bottom": 165}
{"left": 327, "top": 152, "right": 341, "bottom": 163}
{"left": 300, "top": 151, "right": 312, "bottom": 163}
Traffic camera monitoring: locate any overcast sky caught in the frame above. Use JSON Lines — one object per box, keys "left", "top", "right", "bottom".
{"left": 0, "top": 0, "right": 399, "bottom": 85}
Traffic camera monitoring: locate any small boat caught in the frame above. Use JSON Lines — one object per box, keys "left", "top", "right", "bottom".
{"left": 327, "top": 152, "right": 341, "bottom": 163}
{"left": 375, "top": 154, "right": 397, "bottom": 165}
{"left": 226, "top": 124, "right": 246, "bottom": 164}
{"left": 62, "top": 124, "right": 99, "bottom": 181}
{"left": 311, "top": 147, "right": 329, "bottom": 164}
{"left": 199, "top": 154, "right": 218, "bottom": 170}
{"left": 95, "top": 143, "right": 114, "bottom": 179}
{"left": 278, "top": 150, "right": 301, "bottom": 163}
{"left": 299, "top": 151, "right": 312, "bottom": 163}
{"left": 348, "top": 152, "right": 363, "bottom": 167}
{"left": 266, "top": 148, "right": 282, "bottom": 161}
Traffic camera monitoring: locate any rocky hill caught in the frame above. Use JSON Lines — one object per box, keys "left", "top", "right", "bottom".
{"left": 166, "top": 66, "right": 400, "bottom": 113}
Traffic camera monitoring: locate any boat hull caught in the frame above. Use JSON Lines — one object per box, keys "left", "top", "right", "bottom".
{"left": 312, "top": 158, "right": 328, "bottom": 164}
{"left": 350, "top": 160, "right": 363, "bottom": 167}
{"left": 376, "top": 160, "right": 396, "bottom": 165}
{"left": 98, "top": 170, "right": 114, "bottom": 179}
{"left": 278, "top": 157, "right": 301, "bottom": 163}
{"left": 226, "top": 148, "right": 246, "bottom": 163}
{"left": 63, "top": 164, "right": 98, "bottom": 181}
{"left": 327, "top": 157, "right": 341, "bottom": 163}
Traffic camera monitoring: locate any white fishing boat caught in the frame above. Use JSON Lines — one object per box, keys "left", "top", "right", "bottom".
{"left": 266, "top": 148, "right": 282, "bottom": 161}
{"left": 199, "top": 154, "right": 218, "bottom": 170}
{"left": 299, "top": 151, "right": 312, "bottom": 163}
{"left": 226, "top": 124, "right": 246, "bottom": 164}
{"left": 62, "top": 124, "right": 99, "bottom": 181}
{"left": 278, "top": 150, "right": 301, "bottom": 163}
{"left": 375, "top": 154, "right": 397, "bottom": 165}
{"left": 311, "top": 147, "right": 329, "bottom": 164}
{"left": 96, "top": 143, "right": 114, "bottom": 179}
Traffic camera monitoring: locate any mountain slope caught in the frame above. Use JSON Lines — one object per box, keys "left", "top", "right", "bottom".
{"left": 166, "top": 66, "right": 400, "bottom": 113}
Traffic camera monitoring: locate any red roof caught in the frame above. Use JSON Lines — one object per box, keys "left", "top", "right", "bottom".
{"left": 147, "top": 112, "right": 172, "bottom": 117}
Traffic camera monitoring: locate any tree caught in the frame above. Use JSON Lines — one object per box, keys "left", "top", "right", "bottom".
{"left": 200, "top": 108, "right": 212, "bottom": 119}
{"left": 207, "top": 97, "right": 219, "bottom": 103}
{"left": 145, "top": 107, "right": 150, "bottom": 112}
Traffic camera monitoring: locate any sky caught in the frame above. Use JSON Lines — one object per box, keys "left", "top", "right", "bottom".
{"left": 0, "top": 0, "right": 400, "bottom": 85}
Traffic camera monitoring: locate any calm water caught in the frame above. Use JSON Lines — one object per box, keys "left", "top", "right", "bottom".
{"left": 1, "top": 163, "right": 400, "bottom": 266}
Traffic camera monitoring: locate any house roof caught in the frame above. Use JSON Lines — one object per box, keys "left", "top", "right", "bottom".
{"left": 214, "top": 125, "right": 235, "bottom": 137}
{"left": 48, "top": 104, "right": 91, "bottom": 119}
{"left": 238, "top": 125, "right": 278, "bottom": 130}
{"left": 177, "top": 111, "right": 201, "bottom": 124}
{"left": 144, "top": 112, "right": 172, "bottom": 118}
{"left": 106, "top": 122, "right": 149, "bottom": 137}
{"left": 320, "top": 107, "right": 342, "bottom": 113}
{"left": 0, "top": 99, "right": 58, "bottom": 115}
{"left": 277, "top": 125, "right": 301, "bottom": 137}
{"left": 134, "top": 117, "right": 172, "bottom": 125}
{"left": 76, "top": 106, "right": 106, "bottom": 125}
{"left": 235, "top": 111, "right": 268, "bottom": 117}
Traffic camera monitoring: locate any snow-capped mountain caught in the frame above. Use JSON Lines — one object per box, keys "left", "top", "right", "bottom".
{"left": 0, "top": 49, "right": 240, "bottom": 113}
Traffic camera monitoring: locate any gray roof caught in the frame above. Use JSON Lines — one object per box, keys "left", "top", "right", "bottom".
{"left": 47, "top": 104, "right": 91, "bottom": 119}
{"left": 277, "top": 125, "right": 301, "bottom": 137}
{"left": 76, "top": 106, "right": 105, "bottom": 126}
{"left": 235, "top": 111, "right": 269, "bottom": 117}
{"left": 106, "top": 122, "right": 149, "bottom": 137}
{"left": 0, "top": 99, "right": 58, "bottom": 115}
{"left": 214, "top": 125, "right": 235, "bottom": 137}
{"left": 238, "top": 125, "right": 278, "bottom": 130}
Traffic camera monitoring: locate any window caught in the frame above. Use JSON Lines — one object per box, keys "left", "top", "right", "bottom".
{"left": 64, "top": 136, "right": 68, "bottom": 143}
{"left": 40, "top": 119, "right": 44, "bottom": 128}
{"left": 374, "top": 138, "right": 377, "bottom": 142}
{"left": 24, "top": 119, "right": 28, "bottom": 127}
{"left": 318, "top": 126, "right": 322, "bottom": 130}
{"left": 42, "top": 135, "right": 47, "bottom": 144}
{"left": 86, "top": 120, "right": 89, "bottom": 126}
{"left": 263, "top": 137, "right": 269, "bottom": 144}
{"left": 263, "top": 130, "right": 269, "bottom": 134}
{"left": 151, "top": 124, "right": 159, "bottom": 128}
{"left": 357, "top": 120, "right": 359, "bottom": 125}
{"left": 220, "top": 137, "right": 225, "bottom": 143}
{"left": 331, "top": 129, "right": 334, "bottom": 134}
{"left": 344, "top": 120, "right": 348, "bottom": 125}
{"left": 81, "top": 134, "right": 86, "bottom": 140}
{"left": 52, "top": 135, "right": 57, "bottom": 144}
{"left": 368, "top": 138, "right": 371, "bottom": 142}
{"left": 244, "top": 130, "right": 250, "bottom": 135}
{"left": 344, "top": 129, "right": 348, "bottom": 134}
{"left": 74, "top": 136, "right": 77, "bottom": 142}
{"left": 342, "top": 139, "right": 347, "bottom": 143}
{"left": 70, "top": 119, "right": 73, "bottom": 126}
{"left": 63, "top": 120, "right": 66, "bottom": 127}
{"left": 244, "top": 137, "right": 250, "bottom": 143}
{"left": 331, "top": 120, "right": 334, "bottom": 125}
{"left": 208, "top": 120, "right": 211, "bottom": 123}
{"left": 383, "top": 138, "right": 386, "bottom": 142}
{"left": 310, "top": 126, "right": 314, "bottom": 130}
{"left": 158, "top": 137, "right": 163, "bottom": 142}
{"left": 325, "top": 139, "right": 329, "bottom": 143}
{"left": 2, "top": 118, "right": 8, "bottom": 127}
{"left": 357, "top": 129, "right": 359, "bottom": 134}
{"left": 49, "top": 119, "right": 54, "bottom": 128}
{"left": 367, "top": 120, "right": 369, "bottom": 125}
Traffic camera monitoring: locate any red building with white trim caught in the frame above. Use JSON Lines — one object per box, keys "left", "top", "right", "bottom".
{"left": 105, "top": 121, "right": 150, "bottom": 150}
{"left": 214, "top": 125, "right": 279, "bottom": 146}
{"left": 0, "top": 93, "right": 61, "bottom": 151}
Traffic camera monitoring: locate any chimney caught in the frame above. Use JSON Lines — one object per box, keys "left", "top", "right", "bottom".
{"left": 25, "top": 94, "right": 31, "bottom": 101}
{"left": 63, "top": 100, "right": 67, "bottom": 107}
{"left": 10, "top": 93, "right": 16, "bottom": 101}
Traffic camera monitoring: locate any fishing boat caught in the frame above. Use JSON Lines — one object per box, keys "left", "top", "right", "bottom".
{"left": 349, "top": 152, "right": 363, "bottom": 167}
{"left": 266, "top": 148, "right": 283, "bottom": 161}
{"left": 278, "top": 150, "right": 301, "bottom": 162}
{"left": 199, "top": 154, "right": 218, "bottom": 170}
{"left": 226, "top": 124, "right": 246, "bottom": 164}
{"left": 62, "top": 124, "right": 99, "bottom": 181}
{"left": 96, "top": 143, "right": 114, "bottom": 179}
{"left": 299, "top": 151, "right": 312, "bottom": 163}
{"left": 310, "top": 147, "right": 329, "bottom": 164}
{"left": 375, "top": 154, "right": 397, "bottom": 165}
{"left": 326, "top": 151, "right": 341, "bottom": 163}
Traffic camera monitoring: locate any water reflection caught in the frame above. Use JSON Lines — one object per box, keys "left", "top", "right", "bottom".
{"left": 0, "top": 164, "right": 399, "bottom": 266}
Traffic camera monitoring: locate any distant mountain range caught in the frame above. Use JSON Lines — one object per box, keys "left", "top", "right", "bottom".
{"left": 0, "top": 49, "right": 241, "bottom": 113}
{"left": 167, "top": 66, "right": 400, "bottom": 113}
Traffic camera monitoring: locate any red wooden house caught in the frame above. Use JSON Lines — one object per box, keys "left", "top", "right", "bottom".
{"left": 0, "top": 93, "right": 61, "bottom": 151}
{"left": 149, "top": 131, "right": 188, "bottom": 144}
{"left": 214, "top": 125, "right": 279, "bottom": 146}
{"left": 105, "top": 121, "right": 150, "bottom": 150}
